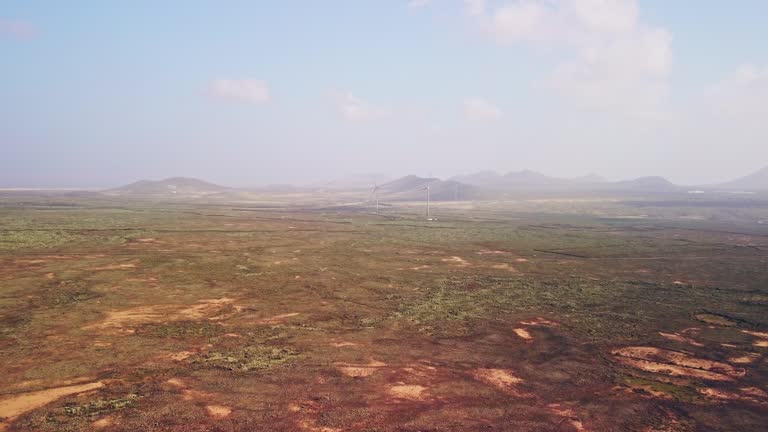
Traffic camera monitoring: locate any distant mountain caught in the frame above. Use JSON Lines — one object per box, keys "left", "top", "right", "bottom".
{"left": 105, "top": 177, "right": 229, "bottom": 196}
{"left": 571, "top": 173, "right": 607, "bottom": 183}
{"left": 454, "top": 170, "right": 586, "bottom": 190}
{"left": 606, "top": 176, "right": 678, "bottom": 192}
{"left": 378, "top": 175, "right": 484, "bottom": 201}
{"left": 452, "top": 169, "right": 677, "bottom": 193}
{"left": 502, "top": 170, "right": 567, "bottom": 186}
{"left": 449, "top": 171, "right": 504, "bottom": 187}
{"left": 715, "top": 167, "right": 768, "bottom": 190}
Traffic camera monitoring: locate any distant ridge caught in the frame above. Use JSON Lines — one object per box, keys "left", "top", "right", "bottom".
{"left": 378, "top": 175, "right": 485, "bottom": 201}
{"left": 715, "top": 167, "right": 768, "bottom": 191}
{"left": 105, "top": 177, "right": 229, "bottom": 196}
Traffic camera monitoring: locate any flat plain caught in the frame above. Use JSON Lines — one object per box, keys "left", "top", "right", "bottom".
{"left": 1, "top": 193, "right": 767, "bottom": 431}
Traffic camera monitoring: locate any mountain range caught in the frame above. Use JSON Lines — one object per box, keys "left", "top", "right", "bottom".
{"left": 102, "top": 167, "right": 768, "bottom": 201}
{"left": 104, "top": 177, "right": 229, "bottom": 196}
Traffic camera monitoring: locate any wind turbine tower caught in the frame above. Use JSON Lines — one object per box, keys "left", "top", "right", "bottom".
{"left": 369, "top": 184, "right": 381, "bottom": 215}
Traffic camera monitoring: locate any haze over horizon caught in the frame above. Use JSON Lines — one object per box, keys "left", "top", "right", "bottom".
{"left": 2, "top": 1, "right": 768, "bottom": 188}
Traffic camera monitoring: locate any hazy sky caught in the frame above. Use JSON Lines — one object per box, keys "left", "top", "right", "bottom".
{"left": 2, "top": 1, "right": 768, "bottom": 187}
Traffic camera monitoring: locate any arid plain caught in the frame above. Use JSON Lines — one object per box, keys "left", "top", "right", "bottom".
{"left": 1, "top": 192, "right": 767, "bottom": 431}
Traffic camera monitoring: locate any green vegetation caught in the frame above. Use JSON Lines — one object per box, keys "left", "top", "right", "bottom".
{"left": 63, "top": 395, "right": 138, "bottom": 417}
{"left": 194, "top": 345, "right": 300, "bottom": 372}
{"left": 620, "top": 375, "right": 699, "bottom": 402}
{"left": 136, "top": 321, "right": 225, "bottom": 338}
{"left": 0, "top": 230, "right": 85, "bottom": 251}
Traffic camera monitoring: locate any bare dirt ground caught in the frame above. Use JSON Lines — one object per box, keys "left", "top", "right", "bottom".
{"left": 0, "top": 196, "right": 767, "bottom": 430}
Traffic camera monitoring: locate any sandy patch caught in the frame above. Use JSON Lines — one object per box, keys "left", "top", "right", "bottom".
{"left": 695, "top": 313, "right": 737, "bottom": 327}
{"left": 442, "top": 256, "right": 470, "bottom": 266}
{"left": 612, "top": 346, "right": 745, "bottom": 382}
{"left": 476, "top": 250, "right": 508, "bottom": 255}
{"left": 125, "top": 277, "right": 158, "bottom": 283}
{"left": 519, "top": 317, "right": 559, "bottom": 327}
{"left": 514, "top": 258, "right": 529, "bottom": 262}
{"left": 255, "top": 312, "right": 300, "bottom": 325}
{"left": 88, "top": 263, "right": 137, "bottom": 271}
{"left": 206, "top": 405, "right": 232, "bottom": 419}
{"left": 614, "top": 357, "right": 732, "bottom": 381}
{"left": 0, "top": 381, "right": 104, "bottom": 427}
{"left": 330, "top": 341, "right": 357, "bottom": 348}
{"left": 83, "top": 298, "right": 237, "bottom": 331}
{"left": 699, "top": 387, "right": 768, "bottom": 405}
{"left": 513, "top": 328, "right": 533, "bottom": 341}
{"left": 402, "top": 362, "right": 437, "bottom": 377}
{"left": 166, "top": 351, "right": 194, "bottom": 361}
{"left": 548, "top": 404, "right": 586, "bottom": 432}
{"left": 165, "top": 378, "right": 186, "bottom": 388}
{"left": 134, "top": 238, "right": 163, "bottom": 244}
{"left": 492, "top": 263, "right": 518, "bottom": 272}
{"left": 742, "top": 330, "right": 768, "bottom": 338}
{"left": 336, "top": 360, "right": 387, "bottom": 378}
{"left": 473, "top": 368, "right": 527, "bottom": 396}
{"left": 410, "top": 265, "right": 430, "bottom": 271}
{"left": 659, "top": 332, "right": 704, "bottom": 347}
{"left": 612, "top": 347, "right": 745, "bottom": 378}
{"left": 297, "top": 419, "right": 341, "bottom": 432}
{"left": 388, "top": 384, "right": 427, "bottom": 400}
{"left": 742, "top": 330, "right": 768, "bottom": 346}
{"left": 181, "top": 389, "right": 214, "bottom": 401}
{"left": 5, "top": 376, "right": 95, "bottom": 393}
{"left": 44, "top": 272, "right": 55, "bottom": 280}
{"left": 92, "top": 416, "right": 114, "bottom": 429}
{"left": 728, "top": 353, "right": 760, "bottom": 364}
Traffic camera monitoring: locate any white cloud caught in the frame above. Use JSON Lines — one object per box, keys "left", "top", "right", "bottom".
{"left": 704, "top": 64, "right": 768, "bottom": 118}
{"left": 469, "top": 0, "right": 672, "bottom": 110}
{"left": 334, "top": 92, "right": 388, "bottom": 121}
{"left": 408, "top": 0, "right": 432, "bottom": 8}
{"left": 210, "top": 79, "right": 270, "bottom": 104}
{"left": 464, "top": 97, "right": 502, "bottom": 120}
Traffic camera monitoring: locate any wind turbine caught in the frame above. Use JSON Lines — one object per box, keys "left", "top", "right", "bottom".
{"left": 423, "top": 184, "right": 431, "bottom": 219}
{"left": 368, "top": 183, "right": 381, "bottom": 215}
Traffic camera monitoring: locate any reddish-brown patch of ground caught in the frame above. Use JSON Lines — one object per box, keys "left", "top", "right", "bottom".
{"left": 255, "top": 312, "right": 300, "bottom": 325}
{"left": 0, "top": 381, "right": 104, "bottom": 430}
{"left": 336, "top": 360, "right": 387, "bottom": 378}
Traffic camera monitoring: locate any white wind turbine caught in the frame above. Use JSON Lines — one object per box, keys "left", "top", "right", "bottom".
{"left": 368, "top": 183, "right": 381, "bottom": 215}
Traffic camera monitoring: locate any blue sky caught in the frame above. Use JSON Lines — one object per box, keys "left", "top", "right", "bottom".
{"left": 2, "top": 1, "right": 767, "bottom": 187}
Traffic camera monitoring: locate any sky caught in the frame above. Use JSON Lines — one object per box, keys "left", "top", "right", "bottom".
{"left": 2, "top": 0, "right": 768, "bottom": 188}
